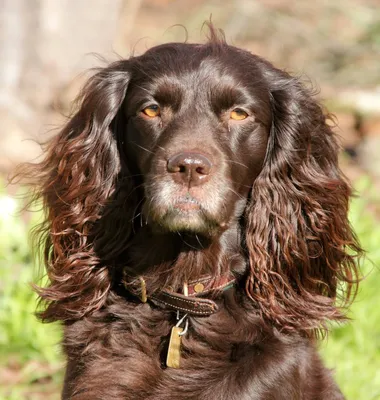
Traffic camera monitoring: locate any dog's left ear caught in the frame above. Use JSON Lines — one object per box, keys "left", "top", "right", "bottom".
{"left": 18, "top": 60, "right": 133, "bottom": 322}
{"left": 244, "top": 67, "right": 362, "bottom": 336}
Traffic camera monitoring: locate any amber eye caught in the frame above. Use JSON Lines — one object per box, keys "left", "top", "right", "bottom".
{"left": 230, "top": 108, "right": 248, "bottom": 121}
{"left": 142, "top": 105, "right": 161, "bottom": 118}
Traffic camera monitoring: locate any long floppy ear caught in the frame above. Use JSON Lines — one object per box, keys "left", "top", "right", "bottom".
{"left": 22, "top": 61, "right": 131, "bottom": 322}
{"left": 245, "top": 67, "right": 362, "bottom": 336}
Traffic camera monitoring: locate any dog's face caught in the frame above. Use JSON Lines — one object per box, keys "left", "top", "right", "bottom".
{"left": 123, "top": 44, "right": 271, "bottom": 235}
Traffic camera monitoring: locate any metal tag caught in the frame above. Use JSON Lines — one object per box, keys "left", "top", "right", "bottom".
{"left": 166, "top": 326, "right": 183, "bottom": 368}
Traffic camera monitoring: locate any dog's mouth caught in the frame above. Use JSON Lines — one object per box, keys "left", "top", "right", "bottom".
{"left": 173, "top": 196, "right": 201, "bottom": 212}
{"left": 143, "top": 193, "right": 224, "bottom": 236}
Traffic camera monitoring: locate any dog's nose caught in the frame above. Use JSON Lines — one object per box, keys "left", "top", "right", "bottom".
{"left": 167, "top": 152, "right": 212, "bottom": 187}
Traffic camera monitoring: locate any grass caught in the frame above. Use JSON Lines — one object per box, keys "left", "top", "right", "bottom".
{"left": 321, "top": 177, "right": 380, "bottom": 399}
{"left": 0, "top": 177, "right": 379, "bottom": 399}
{"left": 0, "top": 184, "right": 63, "bottom": 400}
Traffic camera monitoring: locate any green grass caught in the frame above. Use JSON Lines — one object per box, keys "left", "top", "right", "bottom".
{"left": 0, "top": 184, "right": 63, "bottom": 400}
{"left": 0, "top": 178, "right": 379, "bottom": 399}
{"left": 321, "top": 178, "right": 380, "bottom": 399}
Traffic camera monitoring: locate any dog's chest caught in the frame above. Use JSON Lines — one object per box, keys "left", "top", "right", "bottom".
{"left": 64, "top": 303, "right": 303, "bottom": 400}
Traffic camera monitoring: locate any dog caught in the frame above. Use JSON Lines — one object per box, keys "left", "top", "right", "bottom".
{"left": 25, "top": 26, "right": 361, "bottom": 399}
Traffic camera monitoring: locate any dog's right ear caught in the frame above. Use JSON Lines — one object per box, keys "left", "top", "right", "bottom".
{"left": 19, "top": 60, "right": 132, "bottom": 322}
{"left": 244, "top": 67, "right": 362, "bottom": 337}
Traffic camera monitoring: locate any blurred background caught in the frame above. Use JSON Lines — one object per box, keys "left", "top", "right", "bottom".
{"left": 0, "top": 0, "right": 379, "bottom": 399}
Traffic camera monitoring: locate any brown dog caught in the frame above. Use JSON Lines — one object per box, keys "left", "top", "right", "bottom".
{"left": 25, "top": 26, "right": 361, "bottom": 399}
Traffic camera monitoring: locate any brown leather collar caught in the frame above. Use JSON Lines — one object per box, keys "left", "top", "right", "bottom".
{"left": 122, "top": 274, "right": 236, "bottom": 316}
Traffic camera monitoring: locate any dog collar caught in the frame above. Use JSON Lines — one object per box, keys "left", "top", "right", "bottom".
{"left": 122, "top": 272, "right": 236, "bottom": 369}
{"left": 122, "top": 273, "right": 236, "bottom": 316}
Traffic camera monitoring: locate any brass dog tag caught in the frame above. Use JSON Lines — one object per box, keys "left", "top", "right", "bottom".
{"left": 166, "top": 326, "right": 183, "bottom": 368}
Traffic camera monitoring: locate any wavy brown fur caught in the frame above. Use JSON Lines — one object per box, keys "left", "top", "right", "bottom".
{"left": 245, "top": 68, "right": 362, "bottom": 335}
{"left": 14, "top": 25, "right": 362, "bottom": 398}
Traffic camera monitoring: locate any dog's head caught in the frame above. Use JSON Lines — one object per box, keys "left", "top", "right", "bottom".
{"left": 122, "top": 42, "right": 270, "bottom": 235}
{"left": 29, "top": 28, "right": 361, "bottom": 335}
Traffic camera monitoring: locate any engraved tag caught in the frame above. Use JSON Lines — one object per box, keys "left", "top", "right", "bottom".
{"left": 166, "top": 326, "right": 183, "bottom": 368}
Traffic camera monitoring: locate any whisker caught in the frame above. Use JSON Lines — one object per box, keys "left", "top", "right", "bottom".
{"left": 225, "top": 178, "right": 252, "bottom": 189}
{"left": 130, "top": 142, "right": 156, "bottom": 155}
{"left": 130, "top": 196, "right": 146, "bottom": 233}
{"left": 227, "top": 187, "right": 246, "bottom": 201}
{"left": 225, "top": 159, "right": 249, "bottom": 169}
{"left": 145, "top": 194, "right": 159, "bottom": 227}
{"left": 195, "top": 234, "right": 204, "bottom": 249}
{"left": 178, "top": 232, "right": 201, "bottom": 251}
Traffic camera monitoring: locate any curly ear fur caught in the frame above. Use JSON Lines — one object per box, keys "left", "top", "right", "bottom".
{"left": 245, "top": 68, "right": 362, "bottom": 336}
{"left": 21, "top": 61, "right": 131, "bottom": 321}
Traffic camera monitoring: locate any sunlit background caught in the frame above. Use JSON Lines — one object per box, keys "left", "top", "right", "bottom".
{"left": 0, "top": 1, "right": 379, "bottom": 399}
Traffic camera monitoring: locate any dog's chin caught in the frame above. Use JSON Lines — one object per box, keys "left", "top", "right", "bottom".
{"left": 149, "top": 206, "right": 223, "bottom": 237}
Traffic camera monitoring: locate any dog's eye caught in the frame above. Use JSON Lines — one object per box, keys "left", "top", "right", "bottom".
{"left": 142, "top": 105, "right": 161, "bottom": 118}
{"left": 230, "top": 108, "right": 248, "bottom": 121}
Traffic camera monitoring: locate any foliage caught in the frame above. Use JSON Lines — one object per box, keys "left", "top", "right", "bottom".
{"left": 0, "top": 182, "right": 62, "bottom": 400}
{"left": 321, "top": 177, "right": 380, "bottom": 399}
{"left": 0, "top": 177, "right": 379, "bottom": 399}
